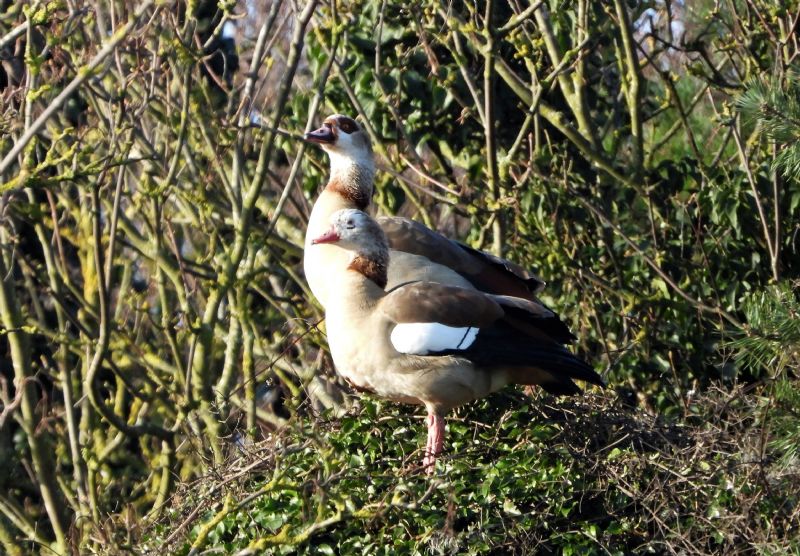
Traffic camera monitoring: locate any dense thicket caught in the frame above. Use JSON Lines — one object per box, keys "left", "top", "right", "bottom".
{"left": 0, "top": 0, "right": 798, "bottom": 553}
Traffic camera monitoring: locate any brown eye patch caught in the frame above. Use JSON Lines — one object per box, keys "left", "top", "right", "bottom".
{"left": 337, "top": 117, "right": 358, "bottom": 134}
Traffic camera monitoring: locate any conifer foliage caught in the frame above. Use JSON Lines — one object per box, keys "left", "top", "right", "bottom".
{"left": 737, "top": 75, "right": 800, "bottom": 185}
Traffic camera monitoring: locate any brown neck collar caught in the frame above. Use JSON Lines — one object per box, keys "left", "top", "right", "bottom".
{"left": 326, "top": 164, "right": 374, "bottom": 210}
{"left": 348, "top": 254, "right": 388, "bottom": 289}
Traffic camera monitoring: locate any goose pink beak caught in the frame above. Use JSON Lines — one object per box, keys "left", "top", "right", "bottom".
{"left": 304, "top": 125, "right": 336, "bottom": 144}
{"left": 311, "top": 228, "right": 340, "bottom": 245}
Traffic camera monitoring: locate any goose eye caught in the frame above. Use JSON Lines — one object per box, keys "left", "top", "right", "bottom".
{"left": 338, "top": 119, "right": 356, "bottom": 134}
{"left": 346, "top": 220, "right": 355, "bottom": 229}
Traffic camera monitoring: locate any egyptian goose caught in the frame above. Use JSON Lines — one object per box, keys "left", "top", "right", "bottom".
{"left": 311, "top": 209, "right": 604, "bottom": 472}
{"left": 303, "top": 115, "right": 548, "bottom": 313}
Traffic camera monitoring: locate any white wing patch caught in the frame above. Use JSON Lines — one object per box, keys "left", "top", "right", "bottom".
{"left": 390, "top": 323, "right": 478, "bottom": 355}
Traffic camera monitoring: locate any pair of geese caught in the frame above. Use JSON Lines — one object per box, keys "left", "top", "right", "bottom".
{"left": 302, "top": 115, "right": 603, "bottom": 472}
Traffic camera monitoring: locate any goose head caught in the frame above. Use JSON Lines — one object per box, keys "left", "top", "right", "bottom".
{"left": 311, "top": 209, "right": 389, "bottom": 287}
{"left": 305, "top": 115, "right": 375, "bottom": 185}
{"left": 312, "top": 209, "right": 386, "bottom": 253}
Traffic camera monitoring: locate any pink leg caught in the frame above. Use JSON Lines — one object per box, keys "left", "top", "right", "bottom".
{"left": 423, "top": 412, "right": 445, "bottom": 474}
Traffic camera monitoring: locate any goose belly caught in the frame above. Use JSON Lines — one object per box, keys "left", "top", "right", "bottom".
{"left": 324, "top": 313, "right": 412, "bottom": 402}
{"left": 325, "top": 312, "right": 498, "bottom": 411}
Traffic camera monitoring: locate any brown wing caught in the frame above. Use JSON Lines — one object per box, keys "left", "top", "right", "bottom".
{"left": 380, "top": 282, "right": 504, "bottom": 327}
{"left": 377, "top": 216, "right": 545, "bottom": 300}
{"left": 488, "top": 294, "right": 553, "bottom": 318}
{"left": 381, "top": 283, "right": 604, "bottom": 390}
{"left": 382, "top": 281, "right": 574, "bottom": 344}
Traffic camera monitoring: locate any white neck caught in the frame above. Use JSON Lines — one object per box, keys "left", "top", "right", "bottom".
{"left": 303, "top": 147, "right": 376, "bottom": 309}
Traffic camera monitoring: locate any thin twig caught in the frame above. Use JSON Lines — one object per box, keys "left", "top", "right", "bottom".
{"left": 0, "top": 1, "right": 157, "bottom": 178}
